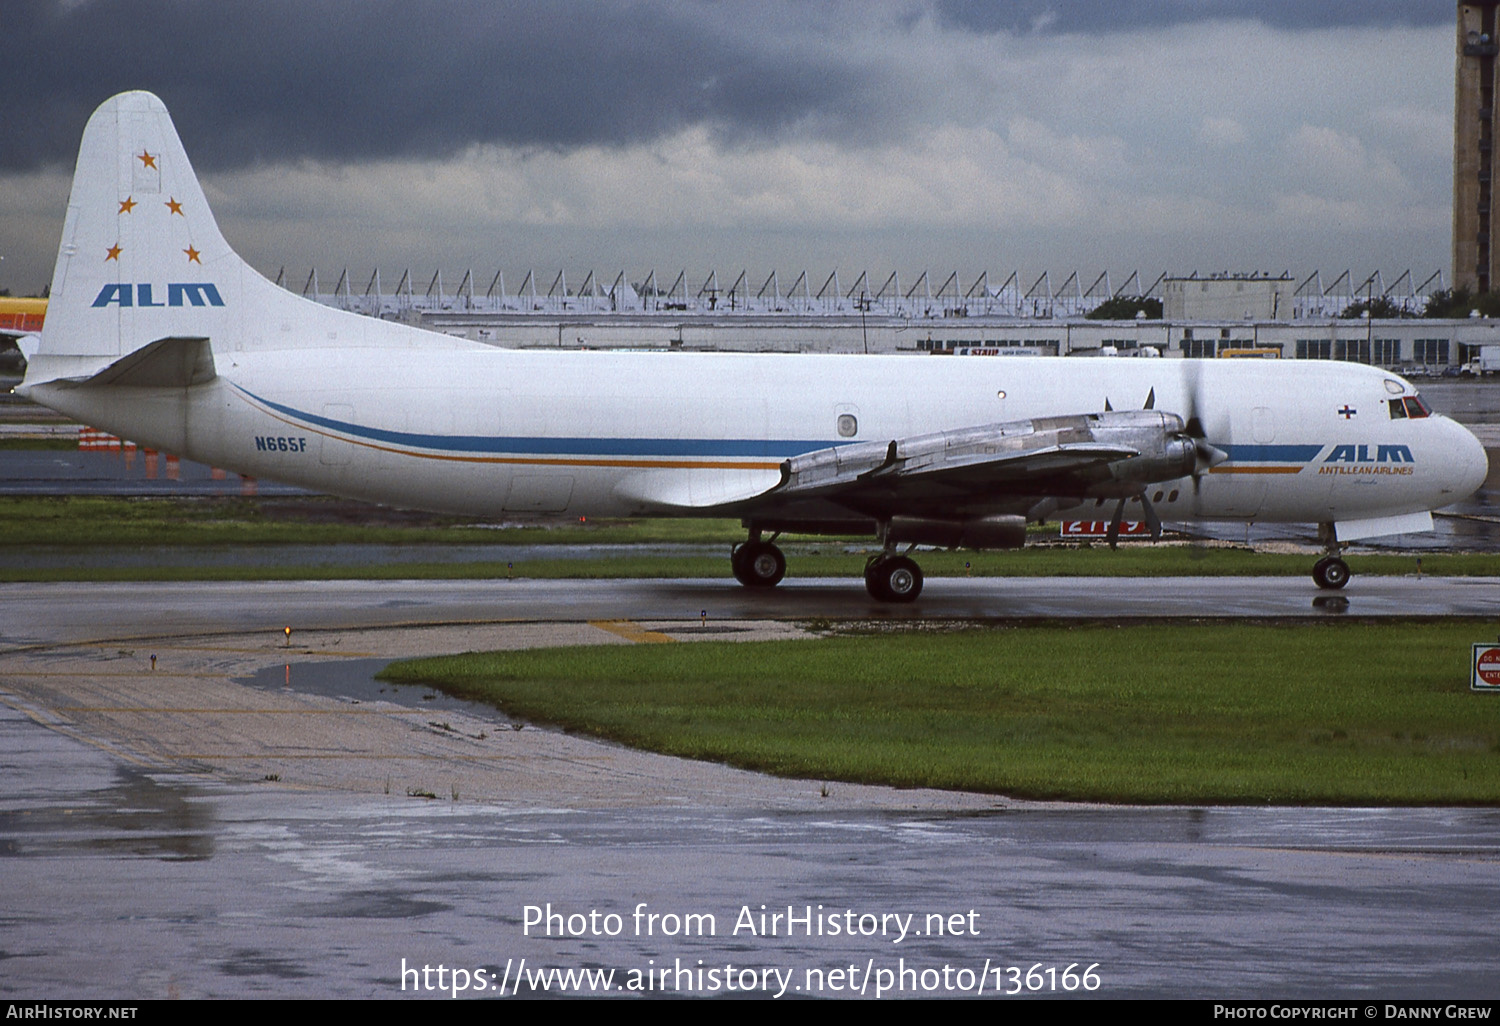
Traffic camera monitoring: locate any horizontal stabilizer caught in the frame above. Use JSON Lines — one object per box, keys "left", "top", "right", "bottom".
{"left": 69, "top": 336, "right": 216, "bottom": 388}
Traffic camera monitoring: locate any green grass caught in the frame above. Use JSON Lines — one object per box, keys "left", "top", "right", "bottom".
{"left": 0, "top": 496, "right": 748, "bottom": 547}
{"left": 0, "top": 438, "right": 80, "bottom": 451}
{"left": 380, "top": 623, "right": 1500, "bottom": 804}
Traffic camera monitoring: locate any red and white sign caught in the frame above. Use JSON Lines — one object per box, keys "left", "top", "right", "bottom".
{"left": 1473, "top": 645, "right": 1500, "bottom": 691}
{"left": 1061, "top": 520, "right": 1152, "bottom": 538}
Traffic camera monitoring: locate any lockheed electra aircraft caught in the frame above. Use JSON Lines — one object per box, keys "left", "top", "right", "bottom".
{"left": 15, "top": 93, "right": 1490, "bottom": 601}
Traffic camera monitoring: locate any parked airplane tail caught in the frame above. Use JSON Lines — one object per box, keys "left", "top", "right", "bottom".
{"left": 36, "top": 92, "right": 243, "bottom": 366}
{"left": 26, "top": 91, "right": 426, "bottom": 394}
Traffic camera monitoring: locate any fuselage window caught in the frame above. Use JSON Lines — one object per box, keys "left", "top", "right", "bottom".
{"left": 837, "top": 414, "right": 858, "bottom": 437}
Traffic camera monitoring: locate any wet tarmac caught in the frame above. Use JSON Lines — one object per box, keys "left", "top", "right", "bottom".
{"left": 4, "top": 692, "right": 1499, "bottom": 1000}
{"left": 0, "top": 449, "right": 308, "bottom": 497}
{"left": 4, "top": 576, "right": 1499, "bottom": 650}
{"left": 0, "top": 541, "right": 728, "bottom": 572}
{"left": 2, "top": 382, "right": 1499, "bottom": 1000}
{"left": 1422, "top": 380, "right": 1500, "bottom": 424}
{"left": 2, "top": 590, "right": 1500, "bottom": 999}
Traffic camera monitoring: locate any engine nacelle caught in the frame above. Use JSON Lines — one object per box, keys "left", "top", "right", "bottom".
{"left": 1087, "top": 412, "right": 1198, "bottom": 486}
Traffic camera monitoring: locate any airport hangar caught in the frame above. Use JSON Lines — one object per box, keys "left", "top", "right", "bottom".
{"left": 279, "top": 266, "right": 1494, "bottom": 369}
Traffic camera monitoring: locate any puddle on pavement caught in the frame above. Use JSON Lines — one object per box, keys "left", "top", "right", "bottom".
{"left": 239, "top": 658, "right": 510, "bottom": 722}
{"left": 0, "top": 767, "right": 214, "bottom": 861}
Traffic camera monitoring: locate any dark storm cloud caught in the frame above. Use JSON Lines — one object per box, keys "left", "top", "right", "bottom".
{"left": 3, "top": 0, "right": 1450, "bottom": 174}
{"left": 2, "top": 0, "right": 879, "bottom": 172}
{"left": 931, "top": 0, "right": 1448, "bottom": 34}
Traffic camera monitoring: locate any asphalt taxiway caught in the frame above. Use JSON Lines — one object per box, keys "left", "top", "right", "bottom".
{"left": 3, "top": 575, "right": 1499, "bottom": 649}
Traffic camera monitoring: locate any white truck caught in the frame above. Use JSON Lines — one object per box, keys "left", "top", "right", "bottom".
{"left": 1461, "top": 345, "right": 1500, "bottom": 376}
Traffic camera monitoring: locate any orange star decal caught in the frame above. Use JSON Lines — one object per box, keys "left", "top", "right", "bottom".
{"left": 165, "top": 197, "right": 183, "bottom": 215}
{"left": 138, "top": 150, "right": 156, "bottom": 169}
{"left": 184, "top": 245, "right": 201, "bottom": 264}
{"left": 118, "top": 197, "right": 137, "bottom": 214}
{"left": 105, "top": 243, "right": 123, "bottom": 261}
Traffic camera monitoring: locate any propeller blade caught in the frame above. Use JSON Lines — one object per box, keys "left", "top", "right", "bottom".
{"left": 1181, "top": 359, "right": 1202, "bottom": 426}
{"left": 1175, "top": 362, "right": 1218, "bottom": 516}
{"left": 1143, "top": 386, "right": 1155, "bottom": 410}
{"left": 1107, "top": 497, "right": 1126, "bottom": 549}
{"left": 1142, "top": 493, "right": 1162, "bottom": 540}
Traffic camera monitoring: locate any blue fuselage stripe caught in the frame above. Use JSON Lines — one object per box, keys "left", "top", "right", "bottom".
{"left": 237, "top": 385, "right": 835, "bottom": 459}
{"left": 239, "top": 388, "right": 1335, "bottom": 466}
{"left": 1222, "top": 444, "right": 1323, "bottom": 463}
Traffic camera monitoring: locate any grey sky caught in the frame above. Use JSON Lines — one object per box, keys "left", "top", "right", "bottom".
{"left": 0, "top": 0, "right": 1457, "bottom": 295}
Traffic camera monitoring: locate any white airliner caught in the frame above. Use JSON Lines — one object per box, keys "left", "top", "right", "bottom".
{"left": 16, "top": 92, "right": 1490, "bottom": 601}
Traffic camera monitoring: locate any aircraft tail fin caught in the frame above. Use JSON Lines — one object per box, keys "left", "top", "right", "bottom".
{"left": 30, "top": 91, "right": 243, "bottom": 368}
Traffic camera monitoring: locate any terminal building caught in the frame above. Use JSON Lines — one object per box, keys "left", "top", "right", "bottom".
{"left": 284, "top": 265, "right": 1495, "bottom": 371}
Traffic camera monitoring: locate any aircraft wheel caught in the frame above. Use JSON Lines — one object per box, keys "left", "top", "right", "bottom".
{"left": 865, "top": 555, "right": 923, "bottom": 603}
{"left": 732, "top": 541, "right": 785, "bottom": 588}
{"left": 1312, "top": 556, "right": 1350, "bottom": 590}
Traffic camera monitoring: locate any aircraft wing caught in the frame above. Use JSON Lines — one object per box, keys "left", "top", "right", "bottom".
{"left": 768, "top": 410, "right": 1202, "bottom": 519}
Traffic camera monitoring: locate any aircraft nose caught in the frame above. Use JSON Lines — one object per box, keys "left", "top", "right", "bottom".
{"left": 1447, "top": 420, "right": 1489, "bottom": 502}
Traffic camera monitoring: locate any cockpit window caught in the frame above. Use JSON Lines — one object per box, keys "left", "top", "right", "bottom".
{"left": 1403, "top": 396, "right": 1431, "bottom": 418}
{"left": 1389, "top": 395, "right": 1432, "bottom": 419}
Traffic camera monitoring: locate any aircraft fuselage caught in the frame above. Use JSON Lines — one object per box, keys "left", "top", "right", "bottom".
{"left": 28, "top": 347, "right": 1484, "bottom": 527}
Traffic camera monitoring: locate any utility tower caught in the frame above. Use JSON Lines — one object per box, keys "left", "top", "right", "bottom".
{"left": 1456, "top": 2, "right": 1500, "bottom": 293}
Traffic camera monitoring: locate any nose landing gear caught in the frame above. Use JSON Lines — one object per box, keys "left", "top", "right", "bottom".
{"left": 1312, "top": 555, "right": 1350, "bottom": 590}
{"left": 1312, "top": 523, "right": 1350, "bottom": 590}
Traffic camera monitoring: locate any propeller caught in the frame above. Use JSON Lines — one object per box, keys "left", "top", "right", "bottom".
{"left": 1105, "top": 376, "right": 1219, "bottom": 549}
{"left": 1173, "top": 360, "right": 1230, "bottom": 557}
{"left": 1176, "top": 360, "right": 1229, "bottom": 497}
{"left": 1106, "top": 490, "right": 1162, "bottom": 549}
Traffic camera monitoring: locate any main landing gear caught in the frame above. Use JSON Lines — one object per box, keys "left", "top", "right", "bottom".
{"left": 1312, "top": 523, "right": 1350, "bottom": 590}
{"left": 863, "top": 553, "right": 923, "bottom": 603}
{"left": 730, "top": 537, "right": 786, "bottom": 588}
{"left": 728, "top": 525, "right": 926, "bottom": 602}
